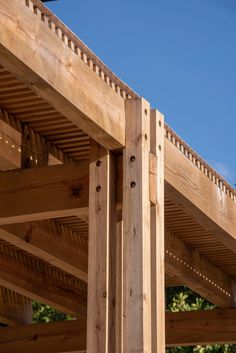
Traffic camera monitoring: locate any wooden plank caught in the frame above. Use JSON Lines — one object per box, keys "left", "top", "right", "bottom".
{"left": 166, "top": 309, "right": 236, "bottom": 346}
{"left": 165, "top": 229, "right": 235, "bottom": 308}
{"left": 123, "top": 98, "right": 151, "bottom": 352}
{"left": 164, "top": 137, "right": 236, "bottom": 253}
{"left": 2, "top": 309, "right": 236, "bottom": 351}
{"left": 0, "top": 240, "right": 86, "bottom": 315}
{"left": 0, "top": 287, "right": 32, "bottom": 326}
{"left": 87, "top": 141, "right": 116, "bottom": 353}
{"left": 0, "top": 162, "right": 89, "bottom": 224}
{"left": 0, "top": 319, "right": 86, "bottom": 353}
{"left": 0, "top": 221, "right": 88, "bottom": 282}
{"left": 0, "top": 0, "right": 125, "bottom": 149}
{"left": 150, "top": 109, "right": 165, "bottom": 353}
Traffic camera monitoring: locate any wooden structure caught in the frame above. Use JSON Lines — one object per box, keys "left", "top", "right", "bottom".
{"left": 0, "top": 0, "right": 235, "bottom": 351}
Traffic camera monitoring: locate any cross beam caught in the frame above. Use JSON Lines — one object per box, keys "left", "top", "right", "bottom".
{"left": 2, "top": 309, "right": 236, "bottom": 352}
{"left": 0, "top": 163, "right": 89, "bottom": 225}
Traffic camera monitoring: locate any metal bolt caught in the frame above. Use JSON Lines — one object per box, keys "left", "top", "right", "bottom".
{"left": 130, "top": 155, "right": 136, "bottom": 163}
{"left": 130, "top": 181, "right": 136, "bottom": 188}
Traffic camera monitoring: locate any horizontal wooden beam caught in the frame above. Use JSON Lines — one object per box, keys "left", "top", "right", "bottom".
{"left": 0, "top": 239, "right": 87, "bottom": 315}
{"left": 166, "top": 308, "right": 236, "bottom": 346}
{"left": 0, "top": 220, "right": 88, "bottom": 282}
{"left": 165, "top": 137, "right": 236, "bottom": 253}
{"left": 165, "top": 229, "right": 235, "bottom": 308}
{"left": 0, "top": 0, "right": 125, "bottom": 149}
{"left": 0, "top": 319, "right": 86, "bottom": 353}
{"left": 2, "top": 309, "right": 236, "bottom": 351}
{"left": 0, "top": 163, "right": 89, "bottom": 225}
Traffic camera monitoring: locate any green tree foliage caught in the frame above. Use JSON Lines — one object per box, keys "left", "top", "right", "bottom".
{"left": 32, "top": 302, "right": 70, "bottom": 323}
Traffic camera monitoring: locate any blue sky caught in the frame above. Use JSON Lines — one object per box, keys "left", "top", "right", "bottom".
{"left": 47, "top": 0, "right": 236, "bottom": 186}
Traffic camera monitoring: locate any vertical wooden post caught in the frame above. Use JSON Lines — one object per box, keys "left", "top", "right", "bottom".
{"left": 116, "top": 218, "right": 123, "bottom": 353}
{"left": 123, "top": 98, "right": 152, "bottom": 352}
{"left": 150, "top": 109, "right": 165, "bottom": 353}
{"left": 87, "top": 140, "right": 116, "bottom": 353}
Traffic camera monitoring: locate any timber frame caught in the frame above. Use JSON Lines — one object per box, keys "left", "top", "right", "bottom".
{"left": 0, "top": 0, "right": 236, "bottom": 352}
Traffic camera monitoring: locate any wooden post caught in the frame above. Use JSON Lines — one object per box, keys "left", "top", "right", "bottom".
{"left": 116, "top": 218, "right": 123, "bottom": 353}
{"left": 123, "top": 98, "right": 152, "bottom": 352}
{"left": 150, "top": 109, "right": 165, "bottom": 353}
{"left": 87, "top": 140, "right": 116, "bottom": 353}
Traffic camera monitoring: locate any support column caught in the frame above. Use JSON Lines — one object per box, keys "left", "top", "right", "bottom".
{"left": 87, "top": 140, "right": 116, "bottom": 353}
{"left": 115, "top": 218, "right": 123, "bottom": 353}
{"left": 150, "top": 110, "right": 165, "bottom": 353}
{"left": 123, "top": 98, "right": 152, "bottom": 352}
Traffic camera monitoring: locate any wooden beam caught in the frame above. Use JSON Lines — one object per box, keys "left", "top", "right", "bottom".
{"left": 2, "top": 309, "right": 236, "bottom": 352}
{"left": 123, "top": 98, "right": 152, "bottom": 352}
{"left": 165, "top": 229, "right": 235, "bottom": 308}
{"left": 0, "top": 220, "right": 88, "bottom": 282}
{"left": 0, "top": 240, "right": 87, "bottom": 315}
{"left": 0, "top": 319, "right": 86, "bottom": 353}
{"left": 87, "top": 141, "right": 116, "bottom": 353}
{"left": 166, "top": 308, "right": 236, "bottom": 346}
{"left": 150, "top": 109, "right": 165, "bottom": 353}
{"left": 0, "top": 0, "right": 125, "bottom": 149}
{"left": 0, "top": 287, "right": 32, "bottom": 326}
{"left": 165, "top": 137, "right": 236, "bottom": 253}
{"left": 0, "top": 163, "right": 89, "bottom": 225}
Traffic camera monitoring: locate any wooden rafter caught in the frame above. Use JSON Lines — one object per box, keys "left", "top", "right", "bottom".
{"left": 0, "top": 287, "right": 32, "bottom": 326}
{"left": 0, "top": 223, "right": 233, "bottom": 309}
{"left": 0, "top": 239, "right": 87, "bottom": 315}
{"left": 0, "top": 220, "right": 88, "bottom": 282}
{"left": 165, "top": 229, "right": 236, "bottom": 308}
{"left": 165, "top": 137, "right": 236, "bottom": 253}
